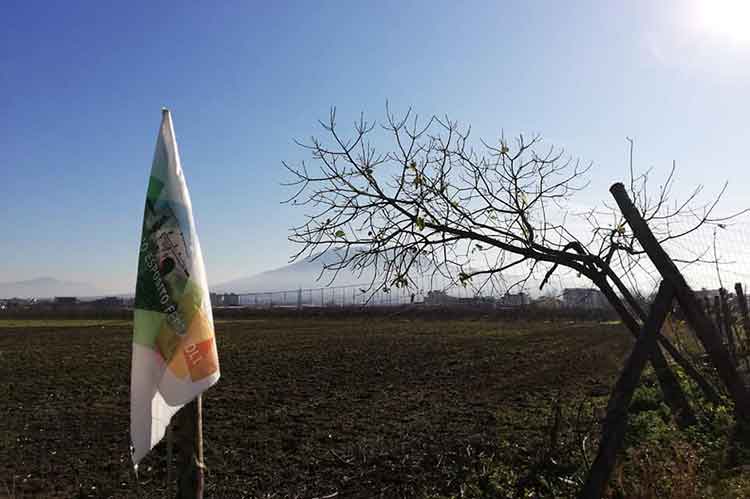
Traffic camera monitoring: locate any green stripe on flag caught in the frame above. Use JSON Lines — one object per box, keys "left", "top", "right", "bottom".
{"left": 178, "top": 278, "right": 204, "bottom": 328}
{"left": 146, "top": 176, "right": 165, "bottom": 202}
{"left": 133, "top": 308, "right": 165, "bottom": 347}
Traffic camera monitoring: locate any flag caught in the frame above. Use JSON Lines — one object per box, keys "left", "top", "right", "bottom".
{"left": 131, "top": 109, "right": 220, "bottom": 465}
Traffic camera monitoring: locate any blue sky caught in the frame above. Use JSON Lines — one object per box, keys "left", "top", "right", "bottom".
{"left": 2, "top": 0, "right": 750, "bottom": 293}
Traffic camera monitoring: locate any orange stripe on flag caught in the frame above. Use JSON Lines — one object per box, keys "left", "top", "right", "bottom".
{"left": 184, "top": 338, "right": 218, "bottom": 382}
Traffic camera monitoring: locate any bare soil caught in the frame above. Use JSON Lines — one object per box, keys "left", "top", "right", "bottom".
{"left": 0, "top": 317, "right": 632, "bottom": 498}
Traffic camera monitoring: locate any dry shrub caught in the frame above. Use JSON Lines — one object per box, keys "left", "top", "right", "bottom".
{"left": 608, "top": 439, "right": 700, "bottom": 499}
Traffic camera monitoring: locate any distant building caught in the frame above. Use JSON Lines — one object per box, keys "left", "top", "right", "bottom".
{"left": 210, "top": 292, "right": 221, "bottom": 307}
{"left": 694, "top": 288, "right": 720, "bottom": 302}
{"left": 498, "top": 292, "right": 529, "bottom": 308}
{"left": 91, "top": 296, "right": 123, "bottom": 308}
{"left": 459, "top": 295, "right": 496, "bottom": 306}
{"left": 562, "top": 288, "right": 609, "bottom": 310}
{"left": 54, "top": 296, "right": 78, "bottom": 305}
{"left": 210, "top": 292, "right": 240, "bottom": 307}
{"left": 224, "top": 293, "right": 240, "bottom": 306}
{"left": 533, "top": 296, "right": 563, "bottom": 309}
{"left": 0, "top": 297, "right": 35, "bottom": 310}
{"left": 424, "top": 290, "right": 459, "bottom": 306}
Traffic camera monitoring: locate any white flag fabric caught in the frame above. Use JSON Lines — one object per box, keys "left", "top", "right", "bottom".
{"left": 130, "top": 109, "right": 220, "bottom": 465}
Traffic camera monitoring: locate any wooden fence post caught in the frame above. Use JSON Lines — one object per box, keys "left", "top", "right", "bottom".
{"left": 714, "top": 295, "right": 724, "bottom": 340}
{"left": 704, "top": 296, "right": 712, "bottom": 321}
{"left": 735, "top": 283, "right": 750, "bottom": 351}
{"left": 610, "top": 182, "right": 750, "bottom": 421}
{"left": 720, "top": 288, "right": 737, "bottom": 365}
{"left": 579, "top": 281, "right": 675, "bottom": 499}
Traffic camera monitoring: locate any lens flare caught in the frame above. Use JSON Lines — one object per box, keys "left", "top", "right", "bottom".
{"left": 696, "top": 0, "right": 750, "bottom": 43}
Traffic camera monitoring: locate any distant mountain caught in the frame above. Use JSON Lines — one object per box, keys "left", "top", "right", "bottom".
{"left": 0, "top": 277, "right": 101, "bottom": 299}
{"left": 212, "top": 251, "right": 374, "bottom": 293}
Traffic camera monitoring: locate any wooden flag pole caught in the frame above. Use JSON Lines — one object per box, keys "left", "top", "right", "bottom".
{"left": 166, "top": 423, "right": 174, "bottom": 498}
{"left": 174, "top": 395, "right": 205, "bottom": 499}
{"left": 196, "top": 395, "right": 205, "bottom": 494}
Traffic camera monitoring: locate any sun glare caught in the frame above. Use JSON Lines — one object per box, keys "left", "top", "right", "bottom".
{"left": 695, "top": 0, "right": 750, "bottom": 43}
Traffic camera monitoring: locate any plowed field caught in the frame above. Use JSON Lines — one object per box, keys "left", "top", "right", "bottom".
{"left": 0, "top": 318, "right": 632, "bottom": 498}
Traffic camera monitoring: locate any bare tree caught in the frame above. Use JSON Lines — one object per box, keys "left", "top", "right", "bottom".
{"left": 284, "top": 106, "right": 736, "bottom": 422}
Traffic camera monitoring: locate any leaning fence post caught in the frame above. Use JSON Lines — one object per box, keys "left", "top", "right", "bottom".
{"left": 579, "top": 281, "right": 675, "bottom": 499}
{"left": 610, "top": 182, "right": 750, "bottom": 421}
{"left": 592, "top": 276, "right": 696, "bottom": 426}
{"left": 608, "top": 272, "right": 721, "bottom": 405}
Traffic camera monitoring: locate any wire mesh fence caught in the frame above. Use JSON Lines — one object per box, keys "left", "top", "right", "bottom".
{"left": 211, "top": 283, "right": 499, "bottom": 309}
{"left": 669, "top": 218, "right": 750, "bottom": 298}
{"left": 590, "top": 209, "right": 750, "bottom": 302}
